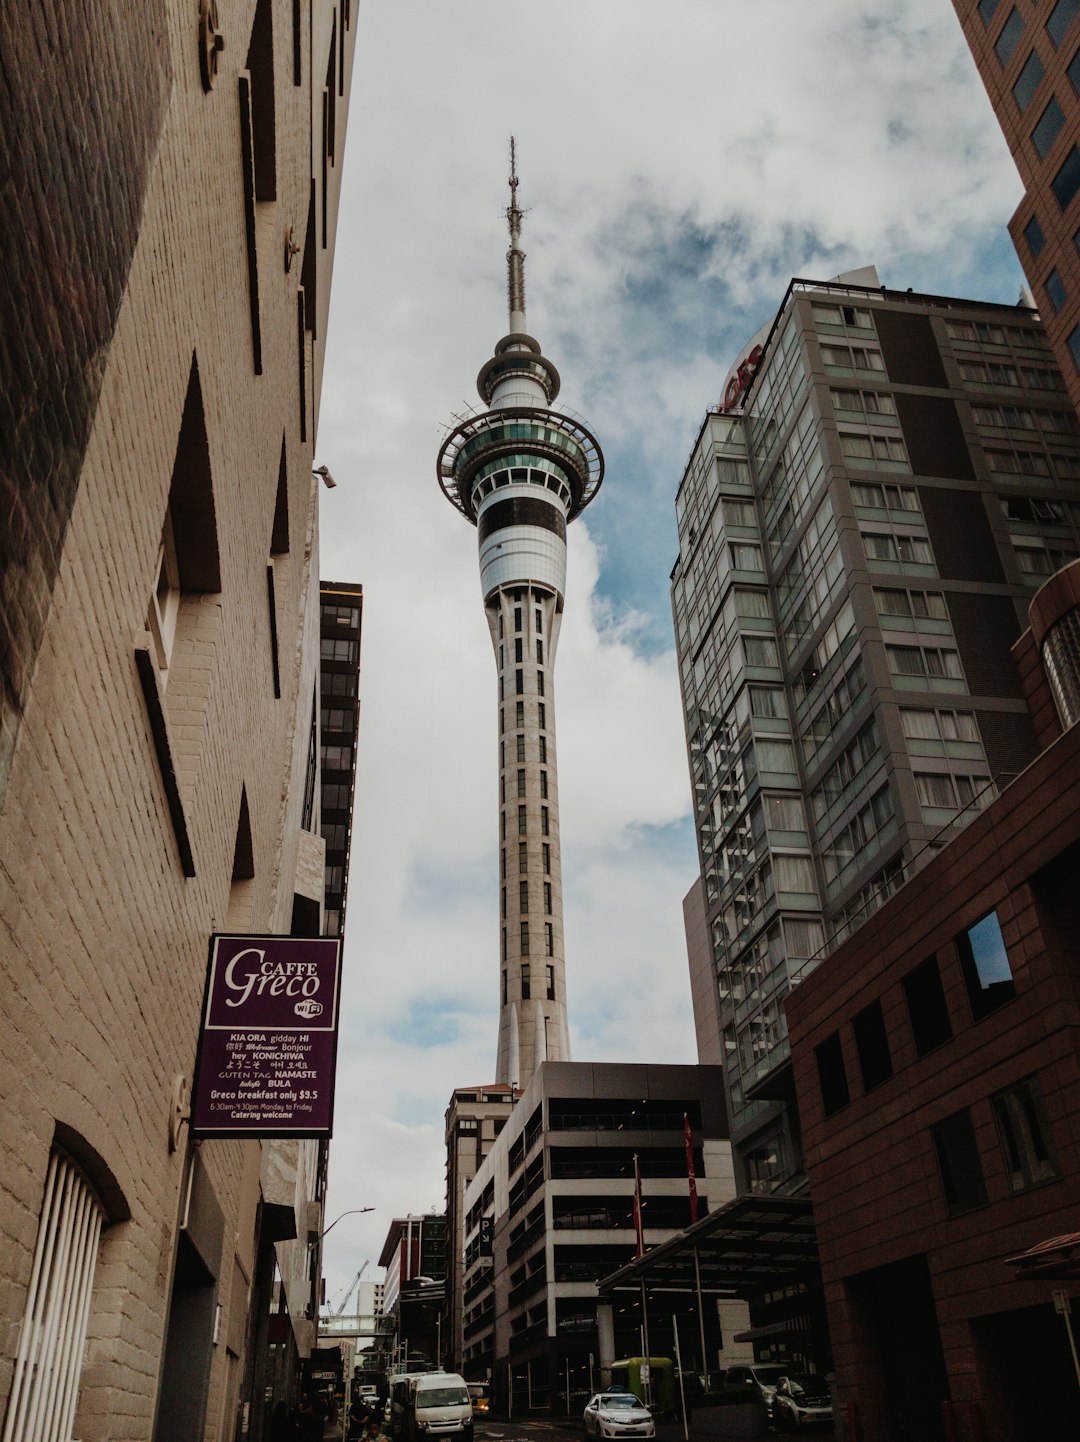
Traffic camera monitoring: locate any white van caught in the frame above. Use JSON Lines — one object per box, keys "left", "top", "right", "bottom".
{"left": 408, "top": 1372, "right": 473, "bottom": 1442}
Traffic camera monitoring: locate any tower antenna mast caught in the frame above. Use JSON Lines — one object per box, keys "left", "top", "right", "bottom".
{"left": 506, "top": 136, "right": 526, "bottom": 334}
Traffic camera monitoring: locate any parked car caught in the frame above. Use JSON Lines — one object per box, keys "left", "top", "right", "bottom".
{"left": 583, "top": 1392, "right": 656, "bottom": 1439}
{"left": 772, "top": 1374, "right": 833, "bottom": 1432}
{"left": 722, "top": 1363, "right": 792, "bottom": 1418}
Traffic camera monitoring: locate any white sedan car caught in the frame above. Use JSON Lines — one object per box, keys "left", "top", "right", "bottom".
{"left": 583, "top": 1392, "right": 656, "bottom": 1439}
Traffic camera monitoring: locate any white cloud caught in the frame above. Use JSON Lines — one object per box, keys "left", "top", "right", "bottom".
{"left": 316, "top": 0, "right": 1027, "bottom": 1300}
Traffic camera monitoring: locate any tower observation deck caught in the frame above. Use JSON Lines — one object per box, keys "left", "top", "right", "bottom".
{"left": 437, "top": 142, "right": 604, "bottom": 1086}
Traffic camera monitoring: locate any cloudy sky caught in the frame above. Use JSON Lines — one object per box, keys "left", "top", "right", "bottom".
{"left": 314, "top": 0, "right": 1028, "bottom": 1306}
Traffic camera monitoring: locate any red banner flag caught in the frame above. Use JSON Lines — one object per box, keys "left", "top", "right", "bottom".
{"left": 633, "top": 1153, "right": 645, "bottom": 1258}
{"left": 684, "top": 1113, "right": 699, "bottom": 1225}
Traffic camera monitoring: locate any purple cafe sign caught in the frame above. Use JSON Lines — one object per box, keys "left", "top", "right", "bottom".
{"left": 191, "top": 934, "right": 342, "bottom": 1138}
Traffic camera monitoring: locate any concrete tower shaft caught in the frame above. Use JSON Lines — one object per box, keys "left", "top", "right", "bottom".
{"left": 436, "top": 143, "right": 604, "bottom": 1086}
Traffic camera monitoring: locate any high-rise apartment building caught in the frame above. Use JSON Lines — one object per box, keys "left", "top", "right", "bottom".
{"left": 444, "top": 1084, "right": 518, "bottom": 1371}
{"left": 672, "top": 267, "right": 1080, "bottom": 1189}
{"left": 949, "top": 0, "right": 1080, "bottom": 411}
{"left": 319, "top": 582, "right": 363, "bottom": 938}
{"left": 436, "top": 148, "right": 604, "bottom": 1087}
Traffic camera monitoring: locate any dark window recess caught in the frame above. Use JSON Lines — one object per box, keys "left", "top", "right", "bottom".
{"left": 903, "top": 956, "right": 953, "bottom": 1056}
{"left": 993, "top": 1076, "right": 1060, "bottom": 1191}
{"left": 979, "top": 0, "right": 1001, "bottom": 20}
{"left": 266, "top": 565, "right": 280, "bottom": 698}
{"left": 515, "top": 669, "right": 524, "bottom": 695}
{"left": 1069, "top": 324, "right": 1080, "bottom": 371}
{"left": 815, "top": 1033, "right": 850, "bottom": 1117}
{"left": 1069, "top": 46, "right": 1080, "bottom": 95}
{"left": 956, "top": 910, "right": 1016, "bottom": 1021}
{"left": 1052, "top": 145, "right": 1080, "bottom": 210}
{"left": 1013, "top": 48, "right": 1046, "bottom": 111}
{"left": 1046, "top": 268, "right": 1068, "bottom": 312}
{"left": 237, "top": 75, "right": 263, "bottom": 374}
{"left": 1033, "top": 96, "right": 1066, "bottom": 157}
{"left": 996, "top": 7, "right": 1025, "bottom": 65}
{"left": 1048, "top": 0, "right": 1078, "bottom": 48}
{"left": 932, "top": 1109, "right": 989, "bottom": 1214}
{"left": 1024, "top": 214, "right": 1047, "bottom": 258}
{"left": 245, "top": 0, "right": 277, "bottom": 200}
{"left": 852, "top": 1000, "right": 894, "bottom": 1091}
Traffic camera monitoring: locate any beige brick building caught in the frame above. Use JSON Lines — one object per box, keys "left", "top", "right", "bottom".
{"left": 0, "top": 2, "right": 356, "bottom": 1438}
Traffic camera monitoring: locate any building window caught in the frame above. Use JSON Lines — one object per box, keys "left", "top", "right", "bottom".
{"left": 979, "top": 0, "right": 1001, "bottom": 20}
{"left": 538, "top": 702, "right": 546, "bottom": 729}
{"left": 147, "top": 509, "right": 181, "bottom": 678}
{"left": 537, "top": 670, "right": 545, "bottom": 696}
{"left": 1048, "top": 0, "right": 1078, "bottom": 48}
{"left": 903, "top": 956, "right": 953, "bottom": 1056}
{"left": 517, "top": 734, "right": 526, "bottom": 763}
{"left": 536, "top": 640, "right": 543, "bottom": 663}
{"left": 543, "top": 842, "right": 551, "bottom": 873}
{"left": 542, "top": 807, "right": 549, "bottom": 836}
{"left": 514, "top": 638, "right": 523, "bottom": 663}
{"left": 539, "top": 736, "right": 547, "bottom": 764}
{"left": 546, "top": 963, "right": 555, "bottom": 999}
{"left": 1069, "top": 45, "right": 1080, "bottom": 93}
{"left": 1052, "top": 145, "right": 1080, "bottom": 209}
{"left": 519, "top": 880, "right": 528, "bottom": 913}
{"left": 521, "top": 958, "right": 530, "bottom": 993}
{"left": 516, "top": 701, "right": 525, "bottom": 727}
{"left": 1014, "top": 48, "right": 1046, "bottom": 111}
{"left": 7, "top": 1151, "right": 107, "bottom": 1442}
{"left": 515, "top": 669, "right": 524, "bottom": 695}
{"left": 993, "top": 1076, "right": 1060, "bottom": 1191}
{"left": 956, "top": 909, "right": 1016, "bottom": 1020}
{"left": 995, "top": 8, "right": 1025, "bottom": 65}
{"left": 514, "top": 606, "right": 522, "bottom": 632}
{"left": 502, "top": 967, "right": 508, "bottom": 1002}
{"left": 458, "top": 1118, "right": 479, "bottom": 1134}
{"left": 519, "top": 841, "right": 527, "bottom": 871}
{"left": 815, "top": 1032, "right": 850, "bottom": 1116}
{"left": 1033, "top": 96, "right": 1066, "bottom": 157}
{"left": 540, "top": 770, "right": 548, "bottom": 799}
{"left": 1067, "top": 326, "right": 1080, "bottom": 372}
{"left": 517, "top": 769, "right": 526, "bottom": 798}
{"left": 932, "top": 1108, "right": 989, "bottom": 1214}
{"left": 852, "top": 999, "right": 893, "bottom": 1091}
{"left": 518, "top": 806, "right": 527, "bottom": 836}
{"left": 544, "top": 881, "right": 552, "bottom": 913}
{"left": 1046, "top": 268, "right": 1068, "bottom": 313}
{"left": 545, "top": 922, "right": 554, "bottom": 956}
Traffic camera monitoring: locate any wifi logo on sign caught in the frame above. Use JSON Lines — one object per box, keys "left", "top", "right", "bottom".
{"left": 294, "top": 999, "right": 323, "bottom": 1019}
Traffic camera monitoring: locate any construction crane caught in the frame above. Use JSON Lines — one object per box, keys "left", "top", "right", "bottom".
{"left": 334, "top": 1260, "right": 369, "bottom": 1316}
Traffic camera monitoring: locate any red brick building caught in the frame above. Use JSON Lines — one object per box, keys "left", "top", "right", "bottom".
{"left": 950, "top": 0, "right": 1080, "bottom": 411}
{"left": 786, "top": 563, "right": 1080, "bottom": 1442}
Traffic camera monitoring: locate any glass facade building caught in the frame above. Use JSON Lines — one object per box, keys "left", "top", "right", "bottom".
{"left": 672, "top": 271, "right": 1080, "bottom": 1189}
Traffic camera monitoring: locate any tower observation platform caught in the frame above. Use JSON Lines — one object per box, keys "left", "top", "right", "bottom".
{"left": 437, "top": 142, "right": 604, "bottom": 1086}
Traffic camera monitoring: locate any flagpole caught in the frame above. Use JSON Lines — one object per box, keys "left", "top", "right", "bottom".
{"left": 672, "top": 1312, "right": 689, "bottom": 1442}
{"left": 693, "top": 1245, "right": 709, "bottom": 1391}
{"left": 639, "top": 1278, "right": 652, "bottom": 1412}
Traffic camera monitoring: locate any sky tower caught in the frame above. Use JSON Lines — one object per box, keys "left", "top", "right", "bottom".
{"left": 437, "top": 143, "right": 604, "bottom": 1087}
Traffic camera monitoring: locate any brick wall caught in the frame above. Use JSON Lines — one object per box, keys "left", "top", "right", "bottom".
{"left": 0, "top": 1, "right": 357, "bottom": 1437}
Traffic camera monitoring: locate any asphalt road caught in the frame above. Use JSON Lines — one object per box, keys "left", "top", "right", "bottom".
{"left": 478, "top": 1421, "right": 582, "bottom": 1442}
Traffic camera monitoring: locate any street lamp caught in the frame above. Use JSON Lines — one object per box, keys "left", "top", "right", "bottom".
{"left": 322, "top": 1207, "right": 374, "bottom": 1238}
